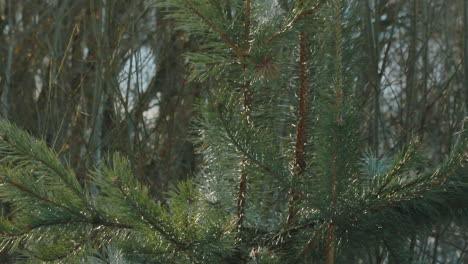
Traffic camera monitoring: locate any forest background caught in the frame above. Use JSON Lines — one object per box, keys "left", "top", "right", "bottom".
{"left": 0, "top": 0, "right": 467, "bottom": 263}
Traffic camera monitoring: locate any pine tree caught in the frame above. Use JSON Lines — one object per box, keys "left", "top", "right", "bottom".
{"left": 0, "top": 0, "right": 467, "bottom": 263}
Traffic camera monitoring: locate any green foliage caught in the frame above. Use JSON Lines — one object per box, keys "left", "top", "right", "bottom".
{"left": 0, "top": 0, "right": 467, "bottom": 263}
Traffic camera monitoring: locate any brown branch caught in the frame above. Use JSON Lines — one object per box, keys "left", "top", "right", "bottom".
{"left": 236, "top": 73, "right": 252, "bottom": 232}
{"left": 34, "top": 241, "right": 83, "bottom": 262}
{"left": 242, "top": 80, "right": 252, "bottom": 120}
{"left": 0, "top": 218, "right": 133, "bottom": 239}
{"left": 264, "top": 1, "right": 325, "bottom": 46}
{"left": 219, "top": 113, "right": 283, "bottom": 180}
{"left": 182, "top": 0, "right": 245, "bottom": 59}
{"left": 0, "top": 135, "right": 90, "bottom": 209}
{"left": 295, "top": 32, "right": 309, "bottom": 175}
{"left": 371, "top": 156, "right": 466, "bottom": 212}
{"left": 375, "top": 141, "right": 418, "bottom": 196}
{"left": 325, "top": 223, "right": 336, "bottom": 264}
{"left": 299, "top": 222, "right": 328, "bottom": 256}
{"left": 115, "top": 182, "right": 188, "bottom": 249}
{"left": 324, "top": 156, "right": 338, "bottom": 264}
{"left": 244, "top": 0, "right": 251, "bottom": 49}
{"left": 3, "top": 177, "right": 83, "bottom": 218}
{"left": 287, "top": 32, "right": 310, "bottom": 225}
{"left": 237, "top": 0, "right": 253, "bottom": 228}
{"left": 236, "top": 157, "right": 248, "bottom": 231}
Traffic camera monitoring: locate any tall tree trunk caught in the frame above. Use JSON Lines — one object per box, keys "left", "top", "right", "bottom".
{"left": 464, "top": 0, "right": 468, "bottom": 114}
{"left": 363, "top": 0, "right": 381, "bottom": 154}
{"left": 2, "top": 0, "right": 14, "bottom": 119}
{"left": 404, "top": 0, "right": 418, "bottom": 146}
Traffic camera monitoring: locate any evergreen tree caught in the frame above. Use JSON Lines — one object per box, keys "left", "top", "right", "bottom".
{"left": 0, "top": 0, "right": 466, "bottom": 263}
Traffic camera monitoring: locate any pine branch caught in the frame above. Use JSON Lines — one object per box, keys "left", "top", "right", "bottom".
{"left": 0, "top": 218, "right": 132, "bottom": 262}
{"left": 181, "top": 0, "right": 245, "bottom": 59}
{"left": 33, "top": 242, "right": 83, "bottom": 262}
{"left": 299, "top": 222, "right": 328, "bottom": 256}
{"left": 1, "top": 219, "right": 131, "bottom": 238}
{"left": 0, "top": 122, "right": 95, "bottom": 215}
{"left": 0, "top": 135, "right": 81, "bottom": 197}
{"left": 375, "top": 139, "right": 419, "bottom": 196}
{"left": 372, "top": 162, "right": 466, "bottom": 212}
{"left": 0, "top": 174, "right": 81, "bottom": 218}
{"left": 217, "top": 111, "right": 283, "bottom": 180}
{"left": 114, "top": 178, "right": 188, "bottom": 249}
{"left": 264, "top": 0, "right": 325, "bottom": 46}
{"left": 370, "top": 127, "right": 467, "bottom": 212}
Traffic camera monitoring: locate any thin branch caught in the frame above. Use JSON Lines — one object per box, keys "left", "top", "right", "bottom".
{"left": 0, "top": 135, "right": 90, "bottom": 210}
{"left": 299, "top": 222, "right": 328, "bottom": 256}
{"left": 371, "top": 159, "right": 466, "bottom": 212}
{"left": 237, "top": 0, "right": 253, "bottom": 227}
{"left": 264, "top": 1, "right": 325, "bottom": 46}
{"left": 236, "top": 157, "right": 248, "bottom": 231}
{"left": 287, "top": 32, "right": 310, "bottom": 225}
{"left": 115, "top": 182, "right": 188, "bottom": 249}
{"left": 325, "top": 2, "right": 343, "bottom": 261}
{"left": 34, "top": 242, "right": 83, "bottom": 262}
{"left": 294, "top": 31, "right": 309, "bottom": 176}
{"left": 325, "top": 223, "right": 336, "bottom": 264}
{"left": 236, "top": 65, "right": 252, "bottom": 232}
{"left": 0, "top": 218, "right": 132, "bottom": 238}
{"left": 244, "top": 0, "right": 251, "bottom": 50}
{"left": 2, "top": 177, "right": 83, "bottom": 218}
{"left": 182, "top": 0, "right": 245, "bottom": 59}
{"left": 218, "top": 113, "right": 283, "bottom": 180}
{"left": 52, "top": 24, "right": 79, "bottom": 86}
{"left": 375, "top": 140, "right": 418, "bottom": 196}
